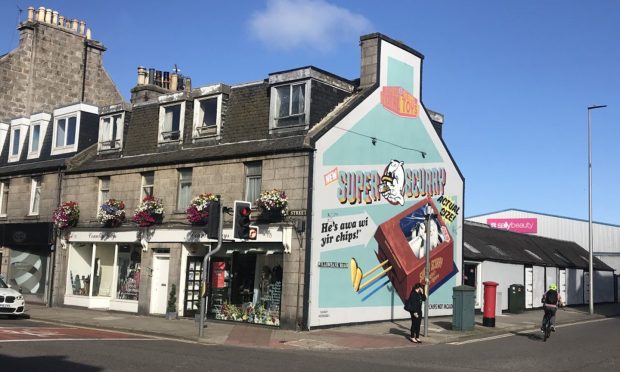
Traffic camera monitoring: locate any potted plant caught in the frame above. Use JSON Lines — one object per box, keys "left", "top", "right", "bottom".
{"left": 256, "top": 189, "right": 288, "bottom": 222}
{"left": 97, "top": 198, "right": 126, "bottom": 227}
{"left": 186, "top": 193, "right": 218, "bottom": 225}
{"left": 166, "top": 284, "right": 177, "bottom": 320}
{"left": 52, "top": 201, "right": 80, "bottom": 229}
{"left": 132, "top": 195, "right": 165, "bottom": 227}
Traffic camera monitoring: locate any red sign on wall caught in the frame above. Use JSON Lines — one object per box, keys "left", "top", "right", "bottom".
{"left": 487, "top": 218, "right": 538, "bottom": 234}
{"left": 380, "top": 86, "right": 419, "bottom": 118}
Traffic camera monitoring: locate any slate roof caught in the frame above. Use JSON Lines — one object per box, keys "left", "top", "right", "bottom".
{"left": 464, "top": 221, "right": 614, "bottom": 271}
{"left": 0, "top": 110, "right": 99, "bottom": 177}
{"left": 67, "top": 68, "right": 357, "bottom": 173}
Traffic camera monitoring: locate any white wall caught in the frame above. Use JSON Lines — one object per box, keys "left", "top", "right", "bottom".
{"left": 567, "top": 268, "right": 584, "bottom": 305}
{"left": 467, "top": 210, "right": 620, "bottom": 273}
{"left": 481, "top": 261, "right": 523, "bottom": 310}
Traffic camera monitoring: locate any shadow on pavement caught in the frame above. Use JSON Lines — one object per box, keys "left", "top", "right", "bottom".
{"left": 433, "top": 321, "right": 453, "bottom": 330}
{"left": 388, "top": 327, "right": 410, "bottom": 340}
{"left": 510, "top": 330, "right": 544, "bottom": 342}
{"left": 0, "top": 354, "right": 101, "bottom": 372}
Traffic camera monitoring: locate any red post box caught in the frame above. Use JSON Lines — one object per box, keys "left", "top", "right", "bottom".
{"left": 482, "top": 281, "right": 498, "bottom": 327}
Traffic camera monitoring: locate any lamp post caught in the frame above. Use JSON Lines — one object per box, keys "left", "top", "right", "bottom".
{"left": 587, "top": 104, "right": 606, "bottom": 315}
{"left": 423, "top": 203, "right": 434, "bottom": 337}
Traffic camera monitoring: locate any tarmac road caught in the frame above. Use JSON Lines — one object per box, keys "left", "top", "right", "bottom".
{"left": 0, "top": 315, "right": 618, "bottom": 371}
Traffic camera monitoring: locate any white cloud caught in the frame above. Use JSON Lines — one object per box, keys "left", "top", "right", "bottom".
{"left": 249, "top": 0, "right": 373, "bottom": 52}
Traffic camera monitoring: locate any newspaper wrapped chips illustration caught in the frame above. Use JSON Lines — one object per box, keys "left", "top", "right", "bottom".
{"left": 350, "top": 197, "right": 454, "bottom": 303}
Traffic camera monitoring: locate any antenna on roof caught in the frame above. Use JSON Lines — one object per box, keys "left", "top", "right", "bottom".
{"left": 173, "top": 64, "right": 181, "bottom": 74}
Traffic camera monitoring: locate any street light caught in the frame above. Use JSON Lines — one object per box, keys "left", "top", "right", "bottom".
{"left": 587, "top": 104, "right": 606, "bottom": 316}
{"left": 423, "top": 203, "right": 434, "bottom": 337}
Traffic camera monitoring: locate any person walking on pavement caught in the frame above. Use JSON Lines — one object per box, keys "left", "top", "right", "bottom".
{"left": 541, "top": 283, "right": 562, "bottom": 332}
{"left": 406, "top": 282, "right": 426, "bottom": 343}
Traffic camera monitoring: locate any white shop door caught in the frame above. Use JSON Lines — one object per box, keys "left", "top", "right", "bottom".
{"left": 150, "top": 255, "right": 170, "bottom": 314}
{"left": 559, "top": 269, "right": 567, "bottom": 305}
{"left": 525, "top": 267, "right": 534, "bottom": 309}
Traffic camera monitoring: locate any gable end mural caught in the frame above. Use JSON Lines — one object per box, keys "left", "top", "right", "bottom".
{"left": 309, "top": 38, "right": 464, "bottom": 327}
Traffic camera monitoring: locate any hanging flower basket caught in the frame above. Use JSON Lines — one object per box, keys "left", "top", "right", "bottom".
{"left": 132, "top": 195, "right": 165, "bottom": 227}
{"left": 52, "top": 201, "right": 80, "bottom": 229}
{"left": 97, "top": 198, "right": 126, "bottom": 228}
{"left": 186, "top": 193, "right": 218, "bottom": 225}
{"left": 256, "top": 189, "right": 288, "bottom": 222}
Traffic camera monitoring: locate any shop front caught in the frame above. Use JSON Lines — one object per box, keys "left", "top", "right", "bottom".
{"left": 64, "top": 225, "right": 292, "bottom": 324}
{"left": 0, "top": 223, "right": 54, "bottom": 304}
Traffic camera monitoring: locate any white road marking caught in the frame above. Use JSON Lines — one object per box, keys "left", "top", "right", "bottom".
{"left": 448, "top": 317, "right": 613, "bottom": 345}
{"left": 0, "top": 338, "right": 164, "bottom": 343}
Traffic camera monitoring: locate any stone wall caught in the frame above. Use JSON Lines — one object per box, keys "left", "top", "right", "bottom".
{"left": 0, "top": 19, "right": 123, "bottom": 123}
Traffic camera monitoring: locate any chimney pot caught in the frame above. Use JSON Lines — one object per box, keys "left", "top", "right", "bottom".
{"left": 71, "top": 19, "right": 78, "bottom": 32}
{"left": 52, "top": 11, "right": 58, "bottom": 25}
{"left": 45, "top": 8, "right": 52, "bottom": 23}
{"left": 58, "top": 15, "right": 65, "bottom": 28}
{"left": 27, "top": 6, "right": 34, "bottom": 22}
{"left": 184, "top": 78, "right": 192, "bottom": 92}
{"left": 79, "top": 20, "right": 86, "bottom": 35}
{"left": 37, "top": 7, "right": 45, "bottom": 22}
{"left": 170, "top": 73, "right": 178, "bottom": 91}
{"left": 86, "top": 28, "right": 92, "bottom": 40}
{"left": 137, "top": 66, "right": 147, "bottom": 86}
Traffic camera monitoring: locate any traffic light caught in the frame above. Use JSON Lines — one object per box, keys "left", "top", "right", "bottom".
{"left": 206, "top": 200, "right": 220, "bottom": 239}
{"left": 233, "top": 201, "right": 252, "bottom": 240}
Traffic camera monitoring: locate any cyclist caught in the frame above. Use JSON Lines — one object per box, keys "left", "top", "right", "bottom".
{"left": 541, "top": 283, "right": 562, "bottom": 332}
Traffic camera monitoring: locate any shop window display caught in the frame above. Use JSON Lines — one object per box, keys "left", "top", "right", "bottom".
{"left": 209, "top": 252, "right": 282, "bottom": 326}
{"left": 68, "top": 243, "right": 92, "bottom": 296}
{"left": 116, "top": 245, "right": 141, "bottom": 300}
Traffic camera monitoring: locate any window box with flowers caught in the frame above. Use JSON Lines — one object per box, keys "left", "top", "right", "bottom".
{"left": 52, "top": 201, "right": 80, "bottom": 229}
{"left": 186, "top": 193, "right": 217, "bottom": 225}
{"left": 256, "top": 189, "right": 288, "bottom": 222}
{"left": 97, "top": 199, "right": 126, "bottom": 228}
{"left": 132, "top": 195, "right": 165, "bottom": 227}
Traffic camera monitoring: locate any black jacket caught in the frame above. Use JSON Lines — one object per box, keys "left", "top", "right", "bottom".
{"left": 407, "top": 288, "right": 426, "bottom": 315}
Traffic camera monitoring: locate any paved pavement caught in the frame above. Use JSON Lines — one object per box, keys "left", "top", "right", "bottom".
{"left": 16, "top": 302, "right": 620, "bottom": 350}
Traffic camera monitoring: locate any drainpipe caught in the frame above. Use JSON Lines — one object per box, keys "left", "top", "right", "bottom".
{"left": 81, "top": 38, "right": 88, "bottom": 102}
{"left": 48, "top": 166, "right": 63, "bottom": 307}
{"left": 198, "top": 199, "right": 224, "bottom": 337}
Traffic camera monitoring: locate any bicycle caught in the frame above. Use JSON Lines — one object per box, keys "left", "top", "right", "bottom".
{"left": 542, "top": 310, "right": 552, "bottom": 342}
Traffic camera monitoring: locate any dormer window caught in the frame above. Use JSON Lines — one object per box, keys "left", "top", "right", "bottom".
{"left": 193, "top": 95, "right": 221, "bottom": 138}
{"left": 27, "top": 113, "right": 51, "bottom": 160}
{"left": 51, "top": 103, "right": 98, "bottom": 155}
{"left": 272, "top": 82, "right": 309, "bottom": 128}
{"left": 0, "top": 123, "right": 8, "bottom": 155}
{"left": 98, "top": 112, "right": 124, "bottom": 152}
{"left": 8, "top": 118, "right": 29, "bottom": 162}
{"left": 159, "top": 101, "right": 185, "bottom": 143}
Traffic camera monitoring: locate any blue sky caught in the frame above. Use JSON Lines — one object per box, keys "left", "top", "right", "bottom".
{"left": 1, "top": 0, "right": 618, "bottom": 224}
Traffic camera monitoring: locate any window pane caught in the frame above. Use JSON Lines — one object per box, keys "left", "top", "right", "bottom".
{"left": 276, "top": 86, "right": 290, "bottom": 118}
{"left": 1, "top": 182, "right": 8, "bottom": 215}
{"left": 67, "top": 116, "right": 77, "bottom": 146}
{"left": 245, "top": 176, "right": 261, "bottom": 204}
{"left": 12, "top": 129, "right": 20, "bottom": 155}
{"left": 31, "top": 126, "right": 40, "bottom": 152}
{"left": 101, "top": 118, "right": 111, "bottom": 142}
{"left": 31, "top": 178, "right": 41, "bottom": 214}
{"left": 116, "top": 245, "right": 141, "bottom": 301}
{"left": 200, "top": 98, "right": 218, "bottom": 127}
{"left": 112, "top": 115, "right": 121, "bottom": 141}
{"left": 142, "top": 172, "right": 154, "bottom": 197}
{"left": 56, "top": 119, "right": 66, "bottom": 147}
{"left": 291, "top": 84, "right": 305, "bottom": 115}
{"left": 165, "top": 105, "right": 181, "bottom": 132}
{"left": 177, "top": 169, "right": 192, "bottom": 209}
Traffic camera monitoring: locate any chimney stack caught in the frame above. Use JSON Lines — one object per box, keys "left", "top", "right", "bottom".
{"left": 359, "top": 34, "right": 379, "bottom": 88}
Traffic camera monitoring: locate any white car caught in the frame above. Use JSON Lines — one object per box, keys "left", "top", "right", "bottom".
{"left": 0, "top": 276, "right": 25, "bottom": 317}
